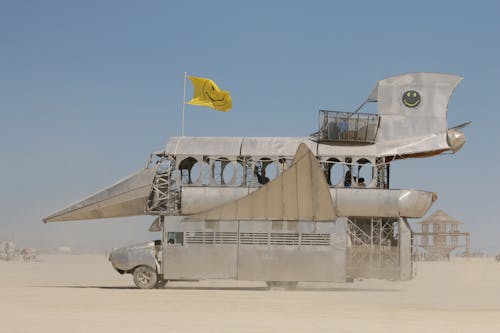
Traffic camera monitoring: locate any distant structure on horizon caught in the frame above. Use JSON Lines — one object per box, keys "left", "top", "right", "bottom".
{"left": 0, "top": 241, "right": 17, "bottom": 261}
{"left": 413, "top": 210, "right": 470, "bottom": 260}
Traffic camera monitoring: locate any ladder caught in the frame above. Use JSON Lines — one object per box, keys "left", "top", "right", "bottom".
{"left": 145, "top": 157, "right": 180, "bottom": 215}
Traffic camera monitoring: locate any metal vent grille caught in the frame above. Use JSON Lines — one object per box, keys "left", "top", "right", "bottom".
{"left": 186, "top": 232, "right": 214, "bottom": 244}
{"left": 239, "top": 233, "right": 269, "bottom": 245}
{"left": 214, "top": 232, "right": 238, "bottom": 244}
{"left": 239, "top": 232, "right": 332, "bottom": 246}
{"left": 270, "top": 233, "right": 299, "bottom": 245}
{"left": 186, "top": 232, "right": 238, "bottom": 244}
{"left": 301, "top": 233, "right": 331, "bottom": 246}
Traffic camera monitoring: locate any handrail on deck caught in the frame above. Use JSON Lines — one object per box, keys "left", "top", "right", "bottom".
{"left": 316, "top": 110, "right": 380, "bottom": 144}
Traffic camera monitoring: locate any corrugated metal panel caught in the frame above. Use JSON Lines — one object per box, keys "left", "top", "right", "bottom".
{"left": 240, "top": 137, "right": 316, "bottom": 157}
{"left": 165, "top": 136, "right": 243, "bottom": 156}
{"left": 166, "top": 136, "right": 320, "bottom": 158}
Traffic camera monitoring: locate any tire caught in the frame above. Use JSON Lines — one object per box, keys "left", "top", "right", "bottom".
{"left": 155, "top": 279, "right": 168, "bottom": 289}
{"left": 266, "top": 281, "right": 298, "bottom": 290}
{"left": 133, "top": 266, "right": 158, "bottom": 289}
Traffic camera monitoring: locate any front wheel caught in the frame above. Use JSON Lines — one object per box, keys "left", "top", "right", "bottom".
{"left": 133, "top": 266, "right": 158, "bottom": 289}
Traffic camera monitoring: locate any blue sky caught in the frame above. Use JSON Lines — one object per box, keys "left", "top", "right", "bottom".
{"left": 1, "top": 1, "right": 499, "bottom": 252}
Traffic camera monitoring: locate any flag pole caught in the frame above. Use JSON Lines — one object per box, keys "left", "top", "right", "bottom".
{"left": 182, "top": 72, "right": 187, "bottom": 136}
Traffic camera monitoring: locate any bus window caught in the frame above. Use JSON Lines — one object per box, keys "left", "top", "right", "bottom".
{"left": 167, "top": 232, "right": 184, "bottom": 245}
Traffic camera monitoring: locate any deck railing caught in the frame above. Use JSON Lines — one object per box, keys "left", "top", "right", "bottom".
{"left": 316, "top": 110, "right": 380, "bottom": 144}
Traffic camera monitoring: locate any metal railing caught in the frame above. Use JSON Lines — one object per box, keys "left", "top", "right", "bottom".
{"left": 316, "top": 110, "right": 380, "bottom": 144}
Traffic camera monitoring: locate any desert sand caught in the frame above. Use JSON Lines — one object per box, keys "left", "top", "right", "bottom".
{"left": 0, "top": 255, "right": 499, "bottom": 333}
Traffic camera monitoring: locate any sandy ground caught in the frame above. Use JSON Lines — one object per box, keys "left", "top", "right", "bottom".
{"left": 0, "top": 255, "right": 499, "bottom": 333}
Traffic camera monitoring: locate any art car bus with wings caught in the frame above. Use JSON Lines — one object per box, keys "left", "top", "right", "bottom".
{"left": 43, "top": 73, "right": 469, "bottom": 289}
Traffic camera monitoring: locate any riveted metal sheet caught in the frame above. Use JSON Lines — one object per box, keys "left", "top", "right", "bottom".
{"left": 240, "top": 137, "right": 317, "bottom": 157}
{"left": 181, "top": 187, "right": 253, "bottom": 215}
{"left": 163, "top": 220, "right": 238, "bottom": 279}
{"left": 165, "top": 136, "right": 243, "bottom": 156}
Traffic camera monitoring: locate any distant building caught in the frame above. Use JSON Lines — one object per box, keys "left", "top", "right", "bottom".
{"left": 413, "top": 210, "right": 470, "bottom": 260}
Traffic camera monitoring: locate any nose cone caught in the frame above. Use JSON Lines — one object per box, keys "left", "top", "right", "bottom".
{"left": 447, "top": 128, "right": 466, "bottom": 153}
{"left": 43, "top": 167, "right": 156, "bottom": 223}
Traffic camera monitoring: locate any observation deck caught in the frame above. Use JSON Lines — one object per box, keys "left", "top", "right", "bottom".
{"left": 314, "top": 110, "right": 380, "bottom": 144}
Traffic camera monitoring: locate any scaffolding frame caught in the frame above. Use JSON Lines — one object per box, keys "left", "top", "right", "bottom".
{"left": 145, "top": 156, "right": 180, "bottom": 215}
{"left": 346, "top": 217, "right": 401, "bottom": 280}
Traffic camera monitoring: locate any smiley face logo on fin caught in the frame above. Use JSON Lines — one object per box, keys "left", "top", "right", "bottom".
{"left": 402, "top": 90, "right": 421, "bottom": 108}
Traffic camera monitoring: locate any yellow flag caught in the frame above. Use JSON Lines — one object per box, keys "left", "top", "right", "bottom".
{"left": 187, "top": 76, "right": 232, "bottom": 112}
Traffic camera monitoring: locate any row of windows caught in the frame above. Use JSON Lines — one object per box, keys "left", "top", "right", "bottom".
{"left": 160, "top": 156, "right": 387, "bottom": 188}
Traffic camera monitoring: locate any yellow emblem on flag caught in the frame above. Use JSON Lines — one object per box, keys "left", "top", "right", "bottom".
{"left": 187, "top": 76, "right": 232, "bottom": 112}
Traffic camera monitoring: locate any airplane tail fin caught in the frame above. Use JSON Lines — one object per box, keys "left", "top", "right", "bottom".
{"left": 371, "top": 72, "right": 463, "bottom": 142}
{"left": 367, "top": 72, "right": 466, "bottom": 156}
